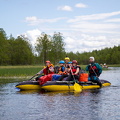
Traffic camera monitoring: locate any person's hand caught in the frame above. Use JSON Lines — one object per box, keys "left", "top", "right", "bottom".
{"left": 36, "top": 73, "right": 39, "bottom": 76}
{"left": 67, "top": 73, "right": 70, "bottom": 75}
{"left": 74, "top": 74, "right": 77, "bottom": 75}
{"left": 49, "top": 67, "right": 54, "bottom": 72}
{"left": 97, "top": 74, "right": 100, "bottom": 77}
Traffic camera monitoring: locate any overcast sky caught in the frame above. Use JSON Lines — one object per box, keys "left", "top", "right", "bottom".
{"left": 0, "top": 0, "right": 120, "bottom": 52}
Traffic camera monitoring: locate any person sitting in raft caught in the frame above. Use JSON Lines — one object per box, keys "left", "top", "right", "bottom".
{"left": 58, "top": 60, "right": 66, "bottom": 74}
{"left": 86, "top": 57, "right": 102, "bottom": 88}
{"left": 51, "top": 60, "right": 66, "bottom": 81}
{"left": 64, "top": 56, "right": 70, "bottom": 67}
{"left": 57, "top": 61, "right": 72, "bottom": 81}
{"left": 65, "top": 60, "right": 81, "bottom": 81}
{"left": 35, "top": 61, "right": 54, "bottom": 81}
{"left": 38, "top": 60, "right": 54, "bottom": 75}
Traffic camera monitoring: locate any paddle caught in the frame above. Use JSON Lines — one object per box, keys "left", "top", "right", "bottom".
{"left": 29, "top": 69, "right": 44, "bottom": 81}
{"left": 89, "top": 64, "right": 98, "bottom": 76}
{"left": 28, "top": 74, "right": 37, "bottom": 81}
{"left": 74, "top": 82, "right": 82, "bottom": 92}
{"left": 70, "top": 67, "right": 82, "bottom": 92}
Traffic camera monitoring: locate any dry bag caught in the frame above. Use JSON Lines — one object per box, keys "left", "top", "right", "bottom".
{"left": 79, "top": 73, "right": 88, "bottom": 82}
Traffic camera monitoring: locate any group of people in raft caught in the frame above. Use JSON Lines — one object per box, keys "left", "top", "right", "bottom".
{"left": 35, "top": 56, "right": 102, "bottom": 88}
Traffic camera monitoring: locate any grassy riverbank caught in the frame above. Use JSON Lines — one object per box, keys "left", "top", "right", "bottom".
{"left": 0, "top": 65, "right": 43, "bottom": 78}
{"left": 0, "top": 64, "right": 119, "bottom": 78}
{"left": 108, "top": 64, "right": 120, "bottom": 67}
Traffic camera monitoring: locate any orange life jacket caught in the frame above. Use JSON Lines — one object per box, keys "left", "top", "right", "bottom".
{"left": 43, "top": 64, "right": 54, "bottom": 75}
{"left": 58, "top": 66, "right": 65, "bottom": 74}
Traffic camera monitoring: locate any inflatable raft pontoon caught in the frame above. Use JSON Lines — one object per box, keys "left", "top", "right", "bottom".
{"left": 16, "top": 79, "right": 111, "bottom": 91}
{"left": 16, "top": 81, "right": 41, "bottom": 90}
{"left": 41, "top": 80, "right": 111, "bottom": 91}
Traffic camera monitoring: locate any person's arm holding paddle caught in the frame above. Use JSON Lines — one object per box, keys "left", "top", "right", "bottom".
{"left": 36, "top": 69, "right": 44, "bottom": 76}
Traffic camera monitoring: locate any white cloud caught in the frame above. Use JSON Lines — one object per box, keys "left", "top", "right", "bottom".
{"left": 81, "top": 34, "right": 107, "bottom": 42}
{"left": 25, "top": 16, "right": 67, "bottom": 25}
{"left": 75, "top": 3, "right": 87, "bottom": 8}
{"left": 57, "top": 5, "right": 73, "bottom": 11}
{"left": 68, "top": 11, "right": 120, "bottom": 22}
{"left": 67, "top": 11, "right": 120, "bottom": 34}
{"left": 105, "top": 18, "right": 120, "bottom": 22}
{"left": 69, "top": 21, "right": 119, "bottom": 33}
{"left": 64, "top": 20, "right": 120, "bottom": 52}
{"left": 23, "top": 29, "right": 41, "bottom": 45}
{"left": 64, "top": 34, "right": 119, "bottom": 52}
{"left": 25, "top": 16, "right": 39, "bottom": 25}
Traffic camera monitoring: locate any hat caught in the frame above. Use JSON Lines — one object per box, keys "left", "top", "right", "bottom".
{"left": 46, "top": 61, "right": 51, "bottom": 63}
{"left": 59, "top": 60, "right": 65, "bottom": 64}
{"left": 89, "top": 57, "right": 95, "bottom": 61}
{"left": 72, "top": 60, "right": 78, "bottom": 64}
{"left": 64, "top": 57, "right": 70, "bottom": 61}
{"left": 68, "top": 61, "right": 72, "bottom": 64}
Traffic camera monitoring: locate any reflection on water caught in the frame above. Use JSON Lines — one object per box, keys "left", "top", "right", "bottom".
{"left": 0, "top": 67, "right": 120, "bottom": 120}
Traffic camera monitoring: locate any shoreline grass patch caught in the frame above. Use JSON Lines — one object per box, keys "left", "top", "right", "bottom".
{"left": 0, "top": 65, "right": 43, "bottom": 77}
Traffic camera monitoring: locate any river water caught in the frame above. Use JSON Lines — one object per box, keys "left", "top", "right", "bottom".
{"left": 0, "top": 67, "right": 120, "bottom": 120}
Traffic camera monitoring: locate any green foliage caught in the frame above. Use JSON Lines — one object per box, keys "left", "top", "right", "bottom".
{"left": 0, "top": 29, "right": 34, "bottom": 65}
{"left": 0, "top": 28, "right": 120, "bottom": 65}
{"left": 67, "top": 45, "right": 120, "bottom": 65}
{"left": 11, "top": 35, "right": 34, "bottom": 65}
{"left": 35, "top": 32, "right": 66, "bottom": 64}
{"left": 0, "top": 28, "right": 10, "bottom": 65}
{"left": 36, "top": 33, "right": 52, "bottom": 64}
{"left": 50, "top": 32, "right": 66, "bottom": 64}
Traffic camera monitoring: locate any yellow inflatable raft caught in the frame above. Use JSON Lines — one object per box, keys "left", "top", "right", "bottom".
{"left": 41, "top": 80, "right": 111, "bottom": 92}
{"left": 16, "top": 81, "right": 41, "bottom": 90}
{"left": 16, "top": 79, "right": 111, "bottom": 91}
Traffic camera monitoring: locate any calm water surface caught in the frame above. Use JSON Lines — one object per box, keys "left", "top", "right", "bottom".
{"left": 0, "top": 67, "right": 120, "bottom": 120}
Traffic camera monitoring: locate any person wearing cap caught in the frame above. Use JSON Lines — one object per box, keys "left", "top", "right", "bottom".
{"left": 86, "top": 57, "right": 102, "bottom": 87}
{"left": 67, "top": 61, "right": 72, "bottom": 67}
{"left": 37, "top": 60, "right": 54, "bottom": 76}
{"left": 64, "top": 56, "right": 70, "bottom": 67}
{"left": 34, "top": 61, "right": 54, "bottom": 81}
{"left": 58, "top": 60, "right": 66, "bottom": 74}
{"left": 64, "top": 56, "right": 70, "bottom": 63}
{"left": 51, "top": 60, "right": 66, "bottom": 81}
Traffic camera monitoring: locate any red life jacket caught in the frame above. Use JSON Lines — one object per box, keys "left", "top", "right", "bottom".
{"left": 89, "top": 65, "right": 98, "bottom": 75}
{"left": 71, "top": 65, "right": 80, "bottom": 75}
{"left": 43, "top": 64, "right": 54, "bottom": 75}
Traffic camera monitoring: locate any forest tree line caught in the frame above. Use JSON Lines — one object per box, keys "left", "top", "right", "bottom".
{"left": 0, "top": 28, "right": 120, "bottom": 65}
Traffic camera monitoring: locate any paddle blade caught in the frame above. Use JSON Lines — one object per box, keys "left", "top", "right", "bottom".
{"left": 74, "top": 82, "right": 82, "bottom": 92}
